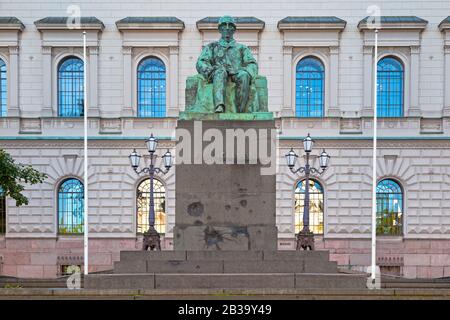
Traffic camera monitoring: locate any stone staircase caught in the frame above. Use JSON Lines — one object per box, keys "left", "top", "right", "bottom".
{"left": 85, "top": 250, "right": 367, "bottom": 289}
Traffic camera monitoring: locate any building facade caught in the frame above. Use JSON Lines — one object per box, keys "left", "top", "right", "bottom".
{"left": 1, "top": 0, "right": 450, "bottom": 279}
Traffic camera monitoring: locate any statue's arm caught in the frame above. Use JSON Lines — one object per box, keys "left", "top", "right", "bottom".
{"left": 196, "top": 45, "right": 214, "bottom": 80}
{"left": 241, "top": 46, "right": 258, "bottom": 79}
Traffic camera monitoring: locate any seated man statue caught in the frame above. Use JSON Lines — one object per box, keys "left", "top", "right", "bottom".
{"left": 184, "top": 16, "right": 268, "bottom": 115}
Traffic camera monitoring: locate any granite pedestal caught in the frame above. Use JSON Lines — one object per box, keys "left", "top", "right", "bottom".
{"left": 173, "top": 119, "right": 277, "bottom": 250}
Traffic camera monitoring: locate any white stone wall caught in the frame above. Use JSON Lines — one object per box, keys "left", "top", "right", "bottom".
{"left": 277, "top": 140, "right": 450, "bottom": 240}
{"left": 0, "top": 0, "right": 449, "bottom": 240}
{"left": 0, "top": 0, "right": 447, "bottom": 117}
{"left": 1, "top": 138, "right": 450, "bottom": 242}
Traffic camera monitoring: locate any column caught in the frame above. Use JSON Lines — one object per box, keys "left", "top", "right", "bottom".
{"left": 362, "top": 45, "right": 373, "bottom": 117}
{"left": 8, "top": 46, "right": 20, "bottom": 117}
{"left": 41, "top": 46, "right": 53, "bottom": 116}
{"left": 328, "top": 46, "right": 340, "bottom": 117}
{"left": 122, "top": 46, "right": 133, "bottom": 117}
{"left": 282, "top": 45, "right": 294, "bottom": 117}
{"left": 444, "top": 45, "right": 450, "bottom": 116}
{"left": 408, "top": 45, "right": 420, "bottom": 117}
{"left": 168, "top": 46, "right": 179, "bottom": 117}
{"left": 88, "top": 46, "right": 100, "bottom": 117}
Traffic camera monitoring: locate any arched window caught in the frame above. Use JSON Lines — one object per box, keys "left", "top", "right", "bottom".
{"left": 376, "top": 179, "right": 403, "bottom": 235}
{"left": 0, "top": 187, "right": 5, "bottom": 234}
{"left": 294, "top": 179, "right": 324, "bottom": 235}
{"left": 58, "top": 178, "right": 84, "bottom": 234}
{"left": 0, "top": 58, "right": 6, "bottom": 117}
{"left": 137, "top": 57, "right": 166, "bottom": 117}
{"left": 58, "top": 57, "right": 84, "bottom": 117}
{"left": 136, "top": 178, "right": 166, "bottom": 234}
{"left": 295, "top": 56, "right": 324, "bottom": 118}
{"left": 377, "top": 57, "right": 404, "bottom": 117}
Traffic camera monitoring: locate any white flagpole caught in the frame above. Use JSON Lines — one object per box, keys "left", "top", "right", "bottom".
{"left": 371, "top": 29, "right": 378, "bottom": 282}
{"left": 83, "top": 30, "right": 89, "bottom": 276}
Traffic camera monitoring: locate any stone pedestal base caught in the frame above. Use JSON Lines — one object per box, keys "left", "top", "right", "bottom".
{"left": 174, "top": 119, "right": 277, "bottom": 251}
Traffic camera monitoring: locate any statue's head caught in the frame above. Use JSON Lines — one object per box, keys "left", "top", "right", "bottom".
{"left": 218, "top": 16, "right": 236, "bottom": 42}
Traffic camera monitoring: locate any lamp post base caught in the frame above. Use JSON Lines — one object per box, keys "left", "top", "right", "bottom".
{"left": 142, "top": 226, "right": 161, "bottom": 251}
{"left": 296, "top": 229, "right": 315, "bottom": 251}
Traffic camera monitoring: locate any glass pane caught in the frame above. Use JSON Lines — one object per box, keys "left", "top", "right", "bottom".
{"left": 295, "top": 57, "right": 324, "bottom": 118}
{"left": 0, "top": 59, "right": 6, "bottom": 117}
{"left": 137, "top": 179, "right": 166, "bottom": 234}
{"left": 0, "top": 186, "right": 5, "bottom": 234}
{"left": 58, "top": 179, "right": 84, "bottom": 234}
{"left": 377, "top": 57, "right": 403, "bottom": 117}
{"left": 376, "top": 179, "right": 403, "bottom": 235}
{"left": 294, "top": 179, "right": 324, "bottom": 234}
{"left": 137, "top": 57, "right": 166, "bottom": 118}
{"left": 58, "top": 57, "right": 84, "bottom": 117}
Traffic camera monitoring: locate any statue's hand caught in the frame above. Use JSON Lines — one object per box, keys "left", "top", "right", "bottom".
{"left": 202, "top": 66, "right": 214, "bottom": 80}
{"left": 236, "top": 69, "right": 250, "bottom": 79}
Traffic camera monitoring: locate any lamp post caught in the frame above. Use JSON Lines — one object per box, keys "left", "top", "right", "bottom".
{"left": 285, "top": 134, "right": 330, "bottom": 250}
{"left": 129, "top": 134, "right": 173, "bottom": 250}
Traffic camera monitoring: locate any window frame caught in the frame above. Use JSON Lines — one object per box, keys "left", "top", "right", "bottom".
{"left": 136, "top": 177, "right": 167, "bottom": 235}
{"left": 0, "top": 187, "right": 6, "bottom": 235}
{"left": 56, "top": 55, "right": 84, "bottom": 118}
{"left": 57, "top": 177, "right": 84, "bottom": 235}
{"left": 376, "top": 178, "right": 404, "bottom": 236}
{"left": 0, "top": 57, "right": 7, "bottom": 117}
{"left": 294, "top": 178, "right": 325, "bottom": 235}
{"left": 295, "top": 55, "right": 326, "bottom": 118}
{"left": 377, "top": 56, "right": 405, "bottom": 118}
{"left": 135, "top": 55, "right": 167, "bottom": 118}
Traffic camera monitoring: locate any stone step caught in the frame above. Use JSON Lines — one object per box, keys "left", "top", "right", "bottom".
{"left": 114, "top": 259, "right": 337, "bottom": 274}
{"left": 119, "top": 250, "right": 329, "bottom": 262}
{"left": 85, "top": 273, "right": 367, "bottom": 290}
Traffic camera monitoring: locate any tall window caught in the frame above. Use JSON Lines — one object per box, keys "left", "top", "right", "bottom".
{"left": 376, "top": 179, "right": 403, "bottom": 236}
{"left": 137, "top": 178, "right": 166, "bottom": 234}
{"left": 294, "top": 179, "right": 324, "bottom": 235}
{"left": 377, "top": 57, "right": 404, "bottom": 117}
{"left": 58, "top": 57, "right": 84, "bottom": 117}
{"left": 295, "top": 56, "right": 324, "bottom": 117}
{"left": 58, "top": 178, "right": 84, "bottom": 234}
{"left": 0, "top": 58, "right": 6, "bottom": 117}
{"left": 0, "top": 187, "right": 5, "bottom": 234}
{"left": 137, "top": 57, "right": 166, "bottom": 117}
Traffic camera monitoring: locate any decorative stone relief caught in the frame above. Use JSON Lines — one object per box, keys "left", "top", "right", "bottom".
{"left": 99, "top": 118, "right": 122, "bottom": 134}
{"left": 420, "top": 118, "right": 443, "bottom": 134}
{"left": 340, "top": 118, "right": 362, "bottom": 134}
{"left": 19, "top": 118, "right": 42, "bottom": 134}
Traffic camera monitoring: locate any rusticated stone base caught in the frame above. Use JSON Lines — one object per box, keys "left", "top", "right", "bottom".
{"left": 1, "top": 237, "right": 450, "bottom": 279}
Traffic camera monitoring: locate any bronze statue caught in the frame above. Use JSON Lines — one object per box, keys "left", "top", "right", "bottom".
{"left": 196, "top": 16, "right": 258, "bottom": 113}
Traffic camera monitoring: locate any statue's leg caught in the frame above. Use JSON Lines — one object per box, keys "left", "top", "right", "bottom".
{"left": 234, "top": 72, "right": 250, "bottom": 113}
{"left": 212, "top": 67, "right": 227, "bottom": 113}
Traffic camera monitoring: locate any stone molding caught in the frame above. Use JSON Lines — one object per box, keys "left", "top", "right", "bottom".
{"left": 279, "top": 19, "right": 344, "bottom": 117}
{"left": 118, "top": 21, "right": 183, "bottom": 118}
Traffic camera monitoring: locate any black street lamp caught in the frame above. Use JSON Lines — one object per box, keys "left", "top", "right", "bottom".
{"left": 285, "top": 133, "right": 330, "bottom": 250}
{"left": 129, "top": 134, "right": 173, "bottom": 250}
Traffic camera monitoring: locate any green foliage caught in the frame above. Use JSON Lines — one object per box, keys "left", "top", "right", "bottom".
{"left": 377, "top": 208, "right": 402, "bottom": 236}
{"left": 4, "top": 283, "right": 23, "bottom": 289}
{"left": 58, "top": 225, "right": 84, "bottom": 235}
{"left": 0, "top": 149, "right": 47, "bottom": 206}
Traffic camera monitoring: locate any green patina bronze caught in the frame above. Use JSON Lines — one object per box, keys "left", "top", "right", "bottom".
{"left": 182, "top": 15, "right": 271, "bottom": 120}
